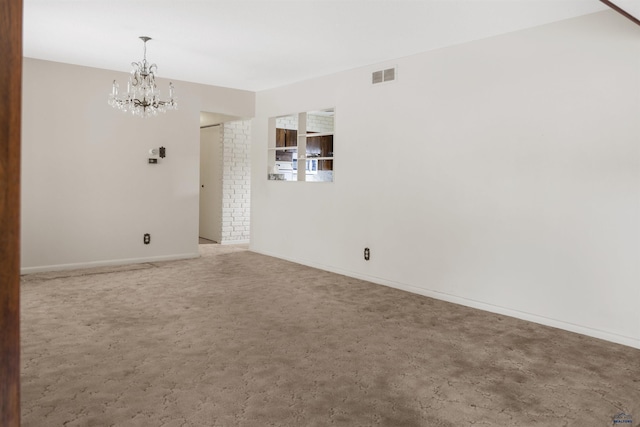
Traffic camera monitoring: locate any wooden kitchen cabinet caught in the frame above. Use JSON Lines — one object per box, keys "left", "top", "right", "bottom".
{"left": 306, "top": 134, "right": 333, "bottom": 170}
{"left": 275, "top": 128, "right": 297, "bottom": 161}
{"left": 276, "top": 128, "right": 297, "bottom": 148}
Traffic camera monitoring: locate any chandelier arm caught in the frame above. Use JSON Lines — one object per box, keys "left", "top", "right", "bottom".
{"left": 131, "top": 98, "right": 152, "bottom": 108}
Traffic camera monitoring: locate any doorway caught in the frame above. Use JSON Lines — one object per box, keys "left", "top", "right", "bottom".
{"left": 199, "top": 111, "right": 249, "bottom": 245}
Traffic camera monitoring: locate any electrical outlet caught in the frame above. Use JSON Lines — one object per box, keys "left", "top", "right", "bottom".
{"left": 364, "top": 247, "right": 370, "bottom": 261}
{"left": 144, "top": 233, "right": 151, "bottom": 245}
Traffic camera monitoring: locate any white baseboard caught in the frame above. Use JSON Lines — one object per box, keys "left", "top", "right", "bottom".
{"left": 20, "top": 252, "right": 200, "bottom": 275}
{"left": 220, "top": 239, "right": 250, "bottom": 245}
{"left": 250, "top": 248, "right": 640, "bottom": 350}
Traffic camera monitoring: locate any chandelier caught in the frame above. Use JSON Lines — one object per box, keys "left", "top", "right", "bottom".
{"left": 108, "top": 36, "right": 177, "bottom": 118}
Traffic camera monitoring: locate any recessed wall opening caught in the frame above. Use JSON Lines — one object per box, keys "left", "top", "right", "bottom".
{"left": 267, "top": 108, "right": 335, "bottom": 182}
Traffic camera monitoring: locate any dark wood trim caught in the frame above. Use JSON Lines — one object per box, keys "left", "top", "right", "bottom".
{"left": 0, "top": 0, "right": 22, "bottom": 425}
{"left": 600, "top": 0, "right": 640, "bottom": 27}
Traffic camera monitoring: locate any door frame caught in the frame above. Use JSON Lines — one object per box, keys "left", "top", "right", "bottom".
{"left": 1, "top": 0, "right": 23, "bottom": 425}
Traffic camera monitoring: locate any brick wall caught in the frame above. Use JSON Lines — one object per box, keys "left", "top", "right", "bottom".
{"left": 275, "top": 113, "right": 334, "bottom": 133}
{"left": 275, "top": 115, "right": 297, "bottom": 130}
{"left": 221, "top": 120, "right": 251, "bottom": 243}
{"left": 307, "top": 114, "right": 333, "bottom": 133}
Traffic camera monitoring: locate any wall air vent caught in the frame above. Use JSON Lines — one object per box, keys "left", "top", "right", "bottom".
{"left": 372, "top": 67, "right": 396, "bottom": 85}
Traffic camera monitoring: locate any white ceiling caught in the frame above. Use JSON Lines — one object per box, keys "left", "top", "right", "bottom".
{"left": 24, "top": 0, "right": 609, "bottom": 92}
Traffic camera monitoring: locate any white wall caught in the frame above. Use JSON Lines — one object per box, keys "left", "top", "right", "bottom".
{"left": 251, "top": 11, "right": 640, "bottom": 349}
{"left": 21, "top": 58, "right": 254, "bottom": 272}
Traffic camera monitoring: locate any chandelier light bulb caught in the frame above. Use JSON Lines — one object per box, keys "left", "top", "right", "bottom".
{"left": 108, "top": 36, "right": 177, "bottom": 118}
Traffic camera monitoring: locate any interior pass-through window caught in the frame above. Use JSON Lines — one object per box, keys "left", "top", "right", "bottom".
{"left": 267, "top": 108, "right": 334, "bottom": 182}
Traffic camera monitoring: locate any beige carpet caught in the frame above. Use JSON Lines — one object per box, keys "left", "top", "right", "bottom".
{"left": 21, "top": 244, "right": 640, "bottom": 426}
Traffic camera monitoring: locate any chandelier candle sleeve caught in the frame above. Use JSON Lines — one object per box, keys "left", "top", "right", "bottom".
{"left": 108, "top": 36, "right": 177, "bottom": 118}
